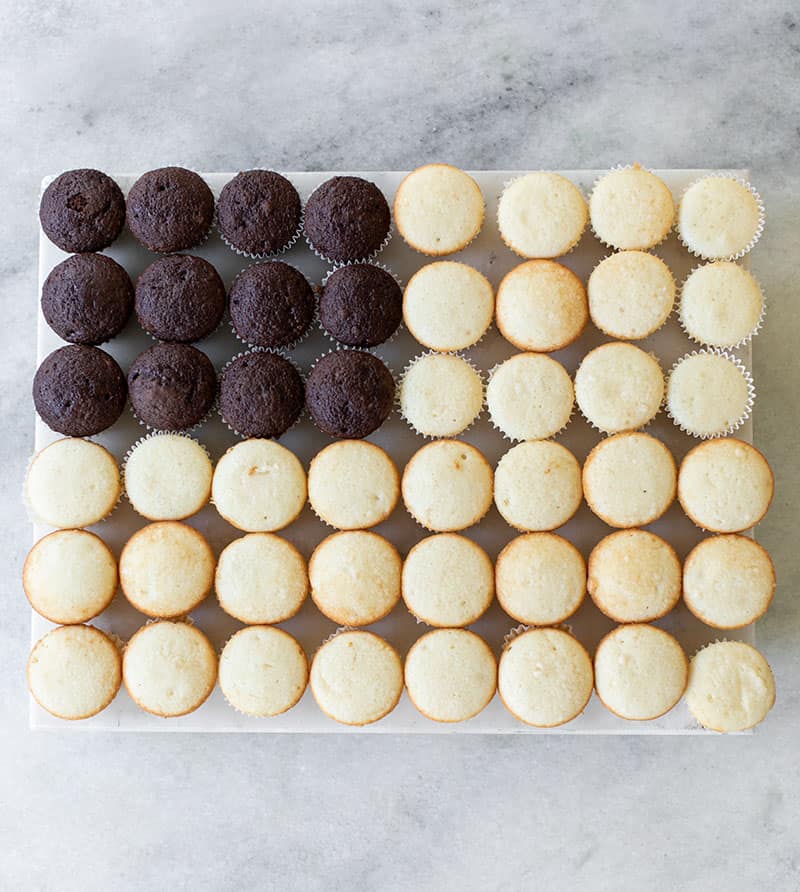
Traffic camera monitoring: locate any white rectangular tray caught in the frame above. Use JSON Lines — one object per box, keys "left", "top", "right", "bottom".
{"left": 32, "top": 169, "right": 754, "bottom": 733}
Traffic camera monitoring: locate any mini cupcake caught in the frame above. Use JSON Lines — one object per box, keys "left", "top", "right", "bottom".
{"left": 403, "top": 261, "right": 494, "bottom": 351}
{"left": 494, "top": 441, "right": 582, "bottom": 532}
{"left": 399, "top": 352, "right": 483, "bottom": 438}
{"left": 319, "top": 264, "right": 402, "bottom": 348}
{"left": 401, "top": 440, "right": 493, "bottom": 532}
{"left": 394, "top": 164, "right": 484, "bottom": 256}
{"left": 402, "top": 533, "right": 494, "bottom": 627}
{"left": 126, "top": 167, "right": 214, "bottom": 253}
{"left": 39, "top": 169, "right": 125, "bottom": 253}
{"left": 589, "top": 165, "right": 675, "bottom": 250}
{"left": 33, "top": 345, "right": 127, "bottom": 436}
{"left": 679, "top": 262, "right": 764, "bottom": 348}
{"left": 495, "top": 260, "right": 587, "bottom": 352}
{"left": 41, "top": 253, "right": 134, "bottom": 345}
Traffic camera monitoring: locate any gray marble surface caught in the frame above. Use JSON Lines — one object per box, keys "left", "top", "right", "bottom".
{"left": 1, "top": 1, "right": 799, "bottom": 889}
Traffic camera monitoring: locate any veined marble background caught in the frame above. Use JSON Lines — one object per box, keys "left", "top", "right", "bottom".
{"left": 1, "top": 1, "right": 798, "bottom": 889}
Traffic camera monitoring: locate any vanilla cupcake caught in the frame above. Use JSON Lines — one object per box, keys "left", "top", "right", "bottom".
{"left": 683, "top": 535, "right": 775, "bottom": 629}
{"left": 678, "top": 439, "right": 773, "bottom": 532}
{"left": 588, "top": 530, "right": 681, "bottom": 623}
{"left": 399, "top": 352, "right": 483, "bottom": 438}
{"left": 405, "top": 629, "right": 496, "bottom": 723}
{"left": 486, "top": 353, "right": 574, "bottom": 441}
{"left": 394, "top": 164, "right": 484, "bottom": 255}
{"left": 679, "top": 262, "right": 764, "bottom": 348}
{"left": 590, "top": 165, "right": 675, "bottom": 250}
{"left": 496, "top": 532, "right": 586, "bottom": 625}
{"left": 497, "top": 172, "right": 587, "bottom": 258}
{"left": 678, "top": 176, "right": 764, "bottom": 260}
{"left": 494, "top": 441, "right": 582, "bottom": 532}
{"left": 402, "top": 440, "right": 493, "bottom": 532}
{"left": 574, "top": 343, "right": 664, "bottom": 434}
{"left": 308, "top": 440, "right": 399, "bottom": 530}
{"left": 402, "top": 533, "right": 494, "bottom": 627}
{"left": 498, "top": 628, "right": 593, "bottom": 727}
{"left": 495, "top": 260, "right": 587, "bottom": 352}
{"left": 594, "top": 624, "right": 687, "bottom": 721}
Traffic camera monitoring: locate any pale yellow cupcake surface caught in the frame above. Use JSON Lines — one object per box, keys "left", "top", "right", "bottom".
{"left": 680, "top": 262, "right": 764, "bottom": 348}
{"left": 678, "top": 176, "right": 762, "bottom": 260}
{"left": 400, "top": 352, "right": 483, "bottom": 438}
{"left": 590, "top": 165, "right": 675, "bottom": 250}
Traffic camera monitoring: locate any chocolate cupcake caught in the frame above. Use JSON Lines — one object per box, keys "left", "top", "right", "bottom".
{"left": 320, "top": 264, "right": 402, "bottom": 347}
{"left": 128, "top": 343, "right": 216, "bottom": 431}
{"left": 229, "top": 261, "right": 315, "bottom": 349}
{"left": 39, "top": 169, "right": 125, "bottom": 253}
{"left": 33, "top": 345, "right": 127, "bottom": 436}
{"left": 41, "top": 253, "right": 134, "bottom": 345}
{"left": 306, "top": 350, "right": 394, "bottom": 439}
{"left": 220, "top": 351, "right": 304, "bottom": 438}
{"left": 217, "top": 170, "right": 302, "bottom": 257}
{"left": 304, "top": 176, "right": 391, "bottom": 263}
{"left": 135, "top": 255, "right": 226, "bottom": 343}
{"left": 126, "top": 167, "right": 214, "bottom": 253}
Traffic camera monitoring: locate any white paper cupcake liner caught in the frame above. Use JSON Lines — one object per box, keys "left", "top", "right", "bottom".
{"left": 121, "top": 431, "right": 213, "bottom": 509}
{"left": 502, "top": 621, "right": 576, "bottom": 651}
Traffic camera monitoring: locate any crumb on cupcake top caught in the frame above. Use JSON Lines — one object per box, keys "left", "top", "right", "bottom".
{"left": 39, "top": 169, "right": 125, "bottom": 253}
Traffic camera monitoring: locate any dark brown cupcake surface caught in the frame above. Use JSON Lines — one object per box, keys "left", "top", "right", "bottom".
{"left": 39, "top": 169, "right": 125, "bottom": 253}
{"left": 126, "top": 167, "right": 214, "bottom": 253}
{"left": 128, "top": 343, "right": 216, "bottom": 431}
{"left": 303, "top": 176, "right": 390, "bottom": 263}
{"left": 33, "top": 345, "right": 127, "bottom": 436}
{"left": 217, "top": 170, "right": 302, "bottom": 257}
{"left": 41, "top": 253, "right": 134, "bottom": 345}
{"left": 320, "top": 264, "right": 402, "bottom": 347}
{"left": 135, "top": 255, "right": 226, "bottom": 343}
{"left": 305, "top": 350, "right": 394, "bottom": 439}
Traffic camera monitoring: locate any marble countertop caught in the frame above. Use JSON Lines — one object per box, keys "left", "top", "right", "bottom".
{"left": 1, "top": 1, "right": 798, "bottom": 889}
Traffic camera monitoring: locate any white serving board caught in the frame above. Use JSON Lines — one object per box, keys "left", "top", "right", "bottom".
{"left": 32, "top": 170, "right": 755, "bottom": 733}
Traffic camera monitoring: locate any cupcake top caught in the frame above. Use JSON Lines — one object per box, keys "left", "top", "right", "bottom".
{"left": 123, "top": 621, "right": 217, "bottom": 718}
{"left": 394, "top": 164, "right": 484, "bottom": 256}
{"left": 683, "top": 534, "right": 775, "bottom": 629}
{"left": 678, "top": 439, "right": 773, "bottom": 532}
{"left": 33, "top": 345, "right": 127, "bottom": 437}
{"left": 127, "top": 343, "right": 216, "bottom": 431}
{"left": 319, "top": 264, "right": 403, "bottom": 348}
{"left": 310, "top": 630, "right": 403, "bottom": 726}
{"left": 495, "top": 260, "right": 587, "bottom": 352}
{"left": 305, "top": 350, "right": 394, "bottom": 439}
{"left": 680, "top": 262, "right": 764, "bottom": 348}
{"left": 126, "top": 167, "right": 214, "bottom": 253}
{"left": 219, "top": 351, "right": 304, "bottom": 439}
{"left": 686, "top": 641, "right": 775, "bottom": 732}
{"left": 229, "top": 261, "right": 315, "bottom": 349}
{"left": 308, "top": 440, "right": 399, "bottom": 530}
{"left": 304, "top": 176, "right": 391, "bottom": 263}
{"left": 219, "top": 626, "right": 308, "bottom": 717}
{"left": 588, "top": 529, "right": 681, "bottom": 623}
{"left": 498, "top": 628, "right": 593, "bottom": 728}
{"left": 42, "top": 253, "right": 133, "bottom": 345}
{"left": 666, "top": 351, "right": 752, "bottom": 439}
{"left": 494, "top": 441, "right": 582, "bottom": 532}
{"left": 405, "top": 629, "right": 497, "bottom": 723}
{"left": 217, "top": 170, "right": 302, "bottom": 257}
{"left": 583, "top": 432, "right": 676, "bottom": 528}
{"left": 26, "top": 438, "right": 120, "bottom": 529}
{"left": 594, "top": 625, "right": 687, "bottom": 721}
{"left": 402, "top": 440, "right": 493, "bottom": 532}
{"left": 23, "top": 530, "right": 117, "bottom": 625}
{"left": 495, "top": 532, "right": 586, "bottom": 626}
{"left": 135, "top": 255, "right": 226, "bottom": 343}
{"left": 497, "top": 172, "right": 587, "bottom": 259}
{"left": 403, "top": 261, "right": 494, "bottom": 351}
{"left": 215, "top": 533, "right": 307, "bottom": 624}
{"left": 589, "top": 165, "right": 675, "bottom": 250}
{"left": 678, "top": 176, "right": 763, "bottom": 260}
{"left": 309, "top": 530, "right": 402, "bottom": 626}
{"left": 212, "top": 439, "right": 307, "bottom": 532}
{"left": 588, "top": 251, "right": 675, "bottom": 341}
{"left": 399, "top": 352, "right": 483, "bottom": 438}
{"left": 119, "top": 521, "right": 215, "bottom": 619}
{"left": 39, "top": 169, "right": 125, "bottom": 253}
{"left": 28, "top": 625, "right": 121, "bottom": 721}
{"left": 123, "top": 433, "right": 212, "bottom": 521}
{"left": 401, "top": 533, "right": 494, "bottom": 627}
{"left": 574, "top": 342, "right": 664, "bottom": 434}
